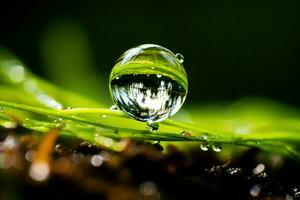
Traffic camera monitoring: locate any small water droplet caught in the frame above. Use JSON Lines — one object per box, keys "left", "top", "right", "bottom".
{"left": 253, "top": 163, "right": 265, "bottom": 174}
{"left": 2, "top": 121, "right": 17, "bottom": 129}
{"left": 0, "top": 108, "right": 3, "bottom": 113}
{"left": 22, "top": 118, "right": 31, "bottom": 126}
{"left": 55, "top": 144, "right": 63, "bottom": 153}
{"left": 25, "top": 150, "right": 37, "bottom": 162}
{"left": 151, "top": 66, "right": 155, "bottom": 70}
{"left": 110, "top": 105, "right": 119, "bottom": 111}
{"left": 2, "top": 135, "right": 17, "bottom": 150}
{"left": 156, "top": 74, "right": 162, "bottom": 78}
{"left": 292, "top": 187, "right": 300, "bottom": 198}
{"left": 180, "top": 130, "right": 192, "bottom": 136}
{"left": 102, "top": 114, "right": 107, "bottom": 118}
{"left": 53, "top": 118, "right": 63, "bottom": 123}
{"left": 250, "top": 184, "right": 261, "bottom": 197}
{"left": 140, "top": 181, "right": 158, "bottom": 196}
{"left": 103, "top": 138, "right": 113, "bottom": 147}
{"left": 202, "top": 134, "right": 208, "bottom": 141}
{"left": 226, "top": 167, "right": 242, "bottom": 176}
{"left": 115, "top": 76, "right": 120, "bottom": 80}
{"left": 91, "top": 155, "right": 104, "bottom": 167}
{"left": 212, "top": 143, "right": 222, "bottom": 152}
{"left": 200, "top": 143, "right": 209, "bottom": 151}
{"left": 257, "top": 172, "right": 267, "bottom": 178}
{"left": 8, "top": 65, "right": 25, "bottom": 83}
{"left": 152, "top": 141, "right": 163, "bottom": 151}
{"left": 147, "top": 122, "right": 159, "bottom": 132}
{"left": 175, "top": 53, "right": 184, "bottom": 63}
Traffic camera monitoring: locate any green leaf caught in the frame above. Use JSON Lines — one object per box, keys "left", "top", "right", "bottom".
{"left": 1, "top": 47, "right": 300, "bottom": 161}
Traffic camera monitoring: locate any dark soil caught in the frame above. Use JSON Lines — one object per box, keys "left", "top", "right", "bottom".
{"left": 0, "top": 127, "right": 299, "bottom": 200}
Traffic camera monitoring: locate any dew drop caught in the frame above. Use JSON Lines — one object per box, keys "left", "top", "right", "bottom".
{"left": 29, "top": 160, "right": 50, "bottom": 181}
{"left": 226, "top": 167, "right": 242, "bottom": 176}
{"left": 8, "top": 65, "right": 25, "bottom": 83}
{"left": 292, "top": 187, "right": 300, "bottom": 198}
{"left": 253, "top": 163, "right": 265, "bottom": 174}
{"left": 103, "top": 138, "right": 113, "bottom": 147}
{"left": 200, "top": 143, "right": 209, "bottom": 151}
{"left": 91, "top": 155, "right": 104, "bottom": 167}
{"left": 53, "top": 118, "right": 63, "bottom": 123}
{"left": 180, "top": 130, "right": 192, "bottom": 137}
{"left": 202, "top": 134, "right": 208, "bottom": 141}
{"left": 250, "top": 184, "right": 261, "bottom": 197}
{"left": 102, "top": 114, "right": 107, "bottom": 118}
{"left": 175, "top": 53, "right": 184, "bottom": 63}
{"left": 212, "top": 143, "right": 222, "bottom": 152}
{"left": 22, "top": 118, "right": 31, "bottom": 127}
{"left": 25, "top": 150, "right": 37, "bottom": 162}
{"left": 0, "top": 108, "right": 3, "bottom": 113}
{"left": 152, "top": 141, "right": 163, "bottom": 151}
{"left": 109, "top": 44, "right": 188, "bottom": 123}
{"left": 147, "top": 122, "right": 159, "bottom": 132}
{"left": 110, "top": 105, "right": 119, "bottom": 111}
{"left": 140, "top": 181, "right": 158, "bottom": 196}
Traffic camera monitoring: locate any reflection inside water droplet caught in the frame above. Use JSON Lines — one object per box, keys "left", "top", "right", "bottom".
{"left": 111, "top": 74, "right": 187, "bottom": 123}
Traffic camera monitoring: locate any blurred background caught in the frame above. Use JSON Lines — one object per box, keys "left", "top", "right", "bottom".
{"left": 0, "top": 0, "right": 299, "bottom": 106}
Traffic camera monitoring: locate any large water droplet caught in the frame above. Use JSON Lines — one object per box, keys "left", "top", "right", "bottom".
{"left": 109, "top": 44, "right": 188, "bottom": 123}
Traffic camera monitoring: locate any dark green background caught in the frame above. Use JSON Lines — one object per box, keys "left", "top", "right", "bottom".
{"left": 1, "top": 0, "right": 299, "bottom": 105}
